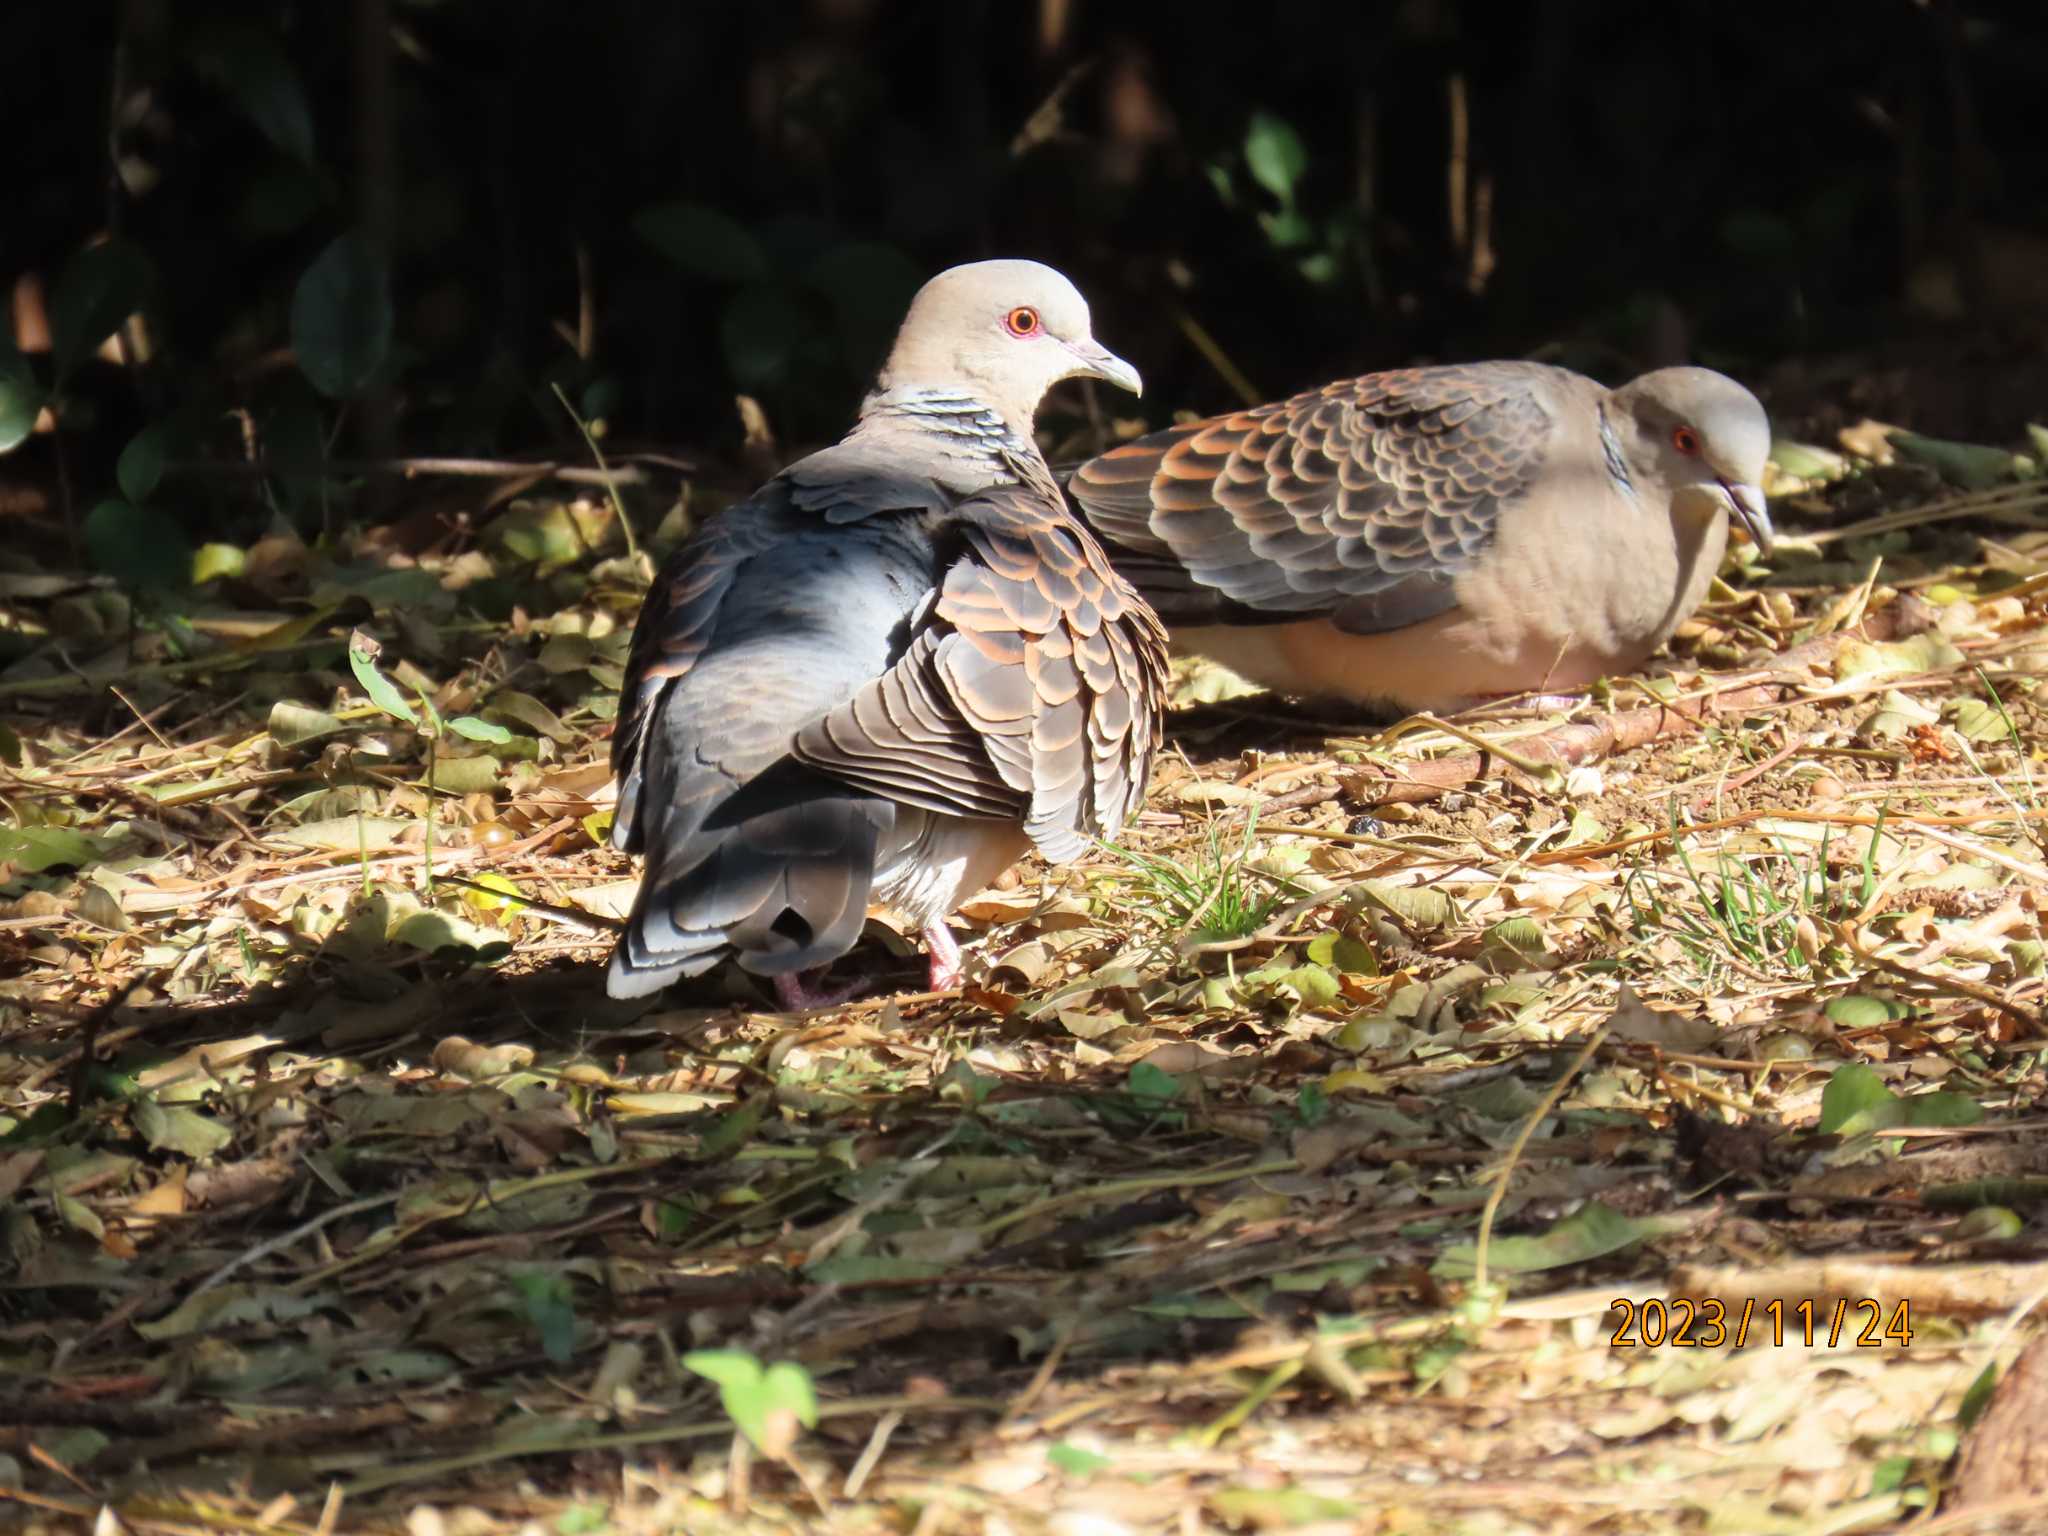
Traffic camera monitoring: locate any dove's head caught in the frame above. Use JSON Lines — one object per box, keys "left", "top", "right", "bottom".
{"left": 1614, "top": 367, "right": 1774, "bottom": 555}
{"left": 875, "top": 259, "right": 1141, "bottom": 428}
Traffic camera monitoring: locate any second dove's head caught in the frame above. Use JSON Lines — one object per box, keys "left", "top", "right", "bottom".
{"left": 1615, "top": 367, "right": 1774, "bottom": 555}
{"left": 878, "top": 259, "right": 1142, "bottom": 426}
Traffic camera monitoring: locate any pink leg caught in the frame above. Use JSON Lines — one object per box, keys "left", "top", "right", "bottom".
{"left": 923, "top": 922, "right": 963, "bottom": 991}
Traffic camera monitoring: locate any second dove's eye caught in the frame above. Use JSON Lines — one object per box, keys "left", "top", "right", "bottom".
{"left": 1005, "top": 307, "right": 1041, "bottom": 337}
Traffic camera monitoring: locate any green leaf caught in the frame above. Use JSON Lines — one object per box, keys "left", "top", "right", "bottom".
{"left": 0, "top": 825, "right": 117, "bottom": 873}
{"left": 82, "top": 499, "right": 193, "bottom": 592}
{"left": 267, "top": 700, "right": 347, "bottom": 748}
{"left": 292, "top": 231, "right": 393, "bottom": 398}
{"left": 1817, "top": 1062, "right": 1902, "bottom": 1136}
{"left": 1480, "top": 915, "right": 1549, "bottom": 968}
{"left": 1248, "top": 962, "right": 1342, "bottom": 1008}
{"left": 1212, "top": 1488, "right": 1360, "bottom": 1527}
{"left": 1770, "top": 437, "right": 1848, "bottom": 483}
{"left": 118, "top": 423, "right": 170, "bottom": 504}
{"left": 509, "top": 1270, "right": 579, "bottom": 1364}
{"left": 1889, "top": 430, "right": 2021, "bottom": 491}
{"left": 1824, "top": 993, "right": 1909, "bottom": 1028}
{"left": 1869, "top": 1454, "right": 1913, "bottom": 1495}
{"left": 1947, "top": 698, "right": 2011, "bottom": 744}
{"left": 1244, "top": 113, "right": 1307, "bottom": 203}
{"left": 1833, "top": 632, "right": 1966, "bottom": 683}
{"left": 633, "top": 203, "right": 764, "bottom": 284}
{"left": 0, "top": 331, "right": 43, "bottom": 454}
{"left": 681, "top": 1351, "right": 816, "bottom": 1456}
{"left": 1903, "top": 1091, "right": 1984, "bottom": 1129}
{"left": 1294, "top": 1079, "right": 1330, "bottom": 1128}
{"left": 720, "top": 285, "right": 803, "bottom": 390}
{"left": 483, "top": 690, "right": 573, "bottom": 742}
{"left": 1258, "top": 207, "right": 1315, "bottom": 248}
{"left": 187, "top": 21, "right": 317, "bottom": 164}
{"left": 191, "top": 542, "right": 248, "bottom": 585}
{"left": 1434, "top": 1201, "right": 1662, "bottom": 1277}
{"left": 1126, "top": 1060, "right": 1182, "bottom": 1106}
{"left": 1047, "top": 1441, "right": 1112, "bottom": 1478}
{"left": 348, "top": 642, "right": 418, "bottom": 726}
{"left": 431, "top": 753, "right": 499, "bottom": 793}
{"left": 462, "top": 873, "right": 524, "bottom": 914}
{"left": 680, "top": 1349, "right": 762, "bottom": 1393}
{"left": 699, "top": 1094, "right": 769, "bottom": 1162}
{"left": 1304, "top": 931, "right": 1378, "bottom": 975}
{"left": 132, "top": 1098, "right": 233, "bottom": 1159}
{"left": 446, "top": 715, "right": 514, "bottom": 745}
{"left": 1957, "top": 1363, "right": 2001, "bottom": 1432}
{"left": 52, "top": 240, "right": 151, "bottom": 382}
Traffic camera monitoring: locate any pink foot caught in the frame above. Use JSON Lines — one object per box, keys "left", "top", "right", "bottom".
{"left": 924, "top": 922, "right": 963, "bottom": 991}
{"left": 770, "top": 969, "right": 870, "bottom": 1012}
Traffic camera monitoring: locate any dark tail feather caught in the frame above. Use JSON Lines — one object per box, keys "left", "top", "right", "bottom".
{"left": 607, "top": 765, "right": 895, "bottom": 999}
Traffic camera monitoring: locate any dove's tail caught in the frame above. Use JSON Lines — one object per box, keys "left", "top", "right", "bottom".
{"left": 606, "top": 761, "right": 896, "bottom": 999}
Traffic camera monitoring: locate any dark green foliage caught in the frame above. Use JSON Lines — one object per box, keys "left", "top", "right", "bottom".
{"left": 4, "top": 0, "right": 2045, "bottom": 542}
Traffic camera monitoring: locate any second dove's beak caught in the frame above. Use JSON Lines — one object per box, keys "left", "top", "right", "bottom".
{"left": 1069, "top": 339, "right": 1142, "bottom": 398}
{"left": 1720, "top": 480, "right": 1774, "bottom": 556}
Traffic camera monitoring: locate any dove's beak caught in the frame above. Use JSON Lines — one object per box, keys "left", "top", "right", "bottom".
{"left": 1720, "top": 479, "right": 1773, "bottom": 556}
{"left": 1069, "top": 339, "right": 1142, "bottom": 398}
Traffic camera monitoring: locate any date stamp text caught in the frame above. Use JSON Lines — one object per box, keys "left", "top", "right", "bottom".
{"left": 1609, "top": 1297, "right": 1913, "bottom": 1348}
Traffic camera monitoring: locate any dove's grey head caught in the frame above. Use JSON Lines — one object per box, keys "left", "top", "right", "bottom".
{"left": 1613, "top": 366, "right": 1774, "bottom": 554}
{"left": 874, "top": 259, "right": 1141, "bottom": 428}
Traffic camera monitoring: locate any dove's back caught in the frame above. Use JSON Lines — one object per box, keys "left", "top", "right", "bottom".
{"left": 610, "top": 480, "right": 940, "bottom": 995}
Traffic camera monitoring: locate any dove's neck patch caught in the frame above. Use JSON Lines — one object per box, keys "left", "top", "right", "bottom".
{"left": 859, "top": 387, "right": 1040, "bottom": 486}
{"left": 1597, "top": 404, "right": 1637, "bottom": 503}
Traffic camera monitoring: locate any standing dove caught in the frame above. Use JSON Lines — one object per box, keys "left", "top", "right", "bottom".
{"left": 1067, "top": 362, "right": 1773, "bottom": 713}
{"left": 608, "top": 260, "right": 1166, "bottom": 1005}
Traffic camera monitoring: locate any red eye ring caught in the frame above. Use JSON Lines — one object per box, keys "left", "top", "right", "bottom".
{"left": 1672, "top": 425, "right": 1702, "bottom": 456}
{"left": 1004, "top": 306, "right": 1041, "bottom": 338}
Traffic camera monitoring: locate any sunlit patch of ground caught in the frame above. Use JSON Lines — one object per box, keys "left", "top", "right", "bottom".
{"left": 4, "top": 458, "right": 2048, "bottom": 1533}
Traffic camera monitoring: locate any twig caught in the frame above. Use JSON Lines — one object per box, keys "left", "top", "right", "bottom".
{"left": 1471, "top": 1017, "right": 1611, "bottom": 1292}
{"left": 551, "top": 382, "right": 641, "bottom": 561}
{"left": 1838, "top": 923, "right": 2045, "bottom": 1038}
{"left": 163, "top": 454, "right": 688, "bottom": 486}
{"left": 435, "top": 872, "right": 619, "bottom": 931}
{"left": 841, "top": 1408, "right": 901, "bottom": 1500}
{"left": 1168, "top": 305, "right": 1262, "bottom": 407}
{"left": 182, "top": 1191, "right": 400, "bottom": 1303}
{"left": 1687, "top": 730, "right": 1808, "bottom": 815}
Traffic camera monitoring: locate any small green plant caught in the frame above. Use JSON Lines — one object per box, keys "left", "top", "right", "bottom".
{"left": 682, "top": 1350, "right": 818, "bottom": 1459}
{"left": 1621, "top": 798, "right": 1851, "bottom": 985}
{"left": 1098, "top": 815, "right": 1292, "bottom": 947}
{"left": 1086, "top": 1059, "right": 1187, "bottom": 1135}
{"left": 347, "top": 632, "right": 511, "bottom": 893}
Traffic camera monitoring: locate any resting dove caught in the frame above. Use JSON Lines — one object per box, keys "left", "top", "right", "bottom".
{"left": 609, "top": 260, "right": 1167, "bottom": 1004}
{"left": 1067, "top": 362, "right": 1772, "bottom": 713}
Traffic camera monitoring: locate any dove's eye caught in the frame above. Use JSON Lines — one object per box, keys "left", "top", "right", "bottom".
{"left": 1672, "top": 425, "right": 1702, "bottom": 456}
{"left": 1004, "top": 307, "right": 1041, "bottom": 338}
